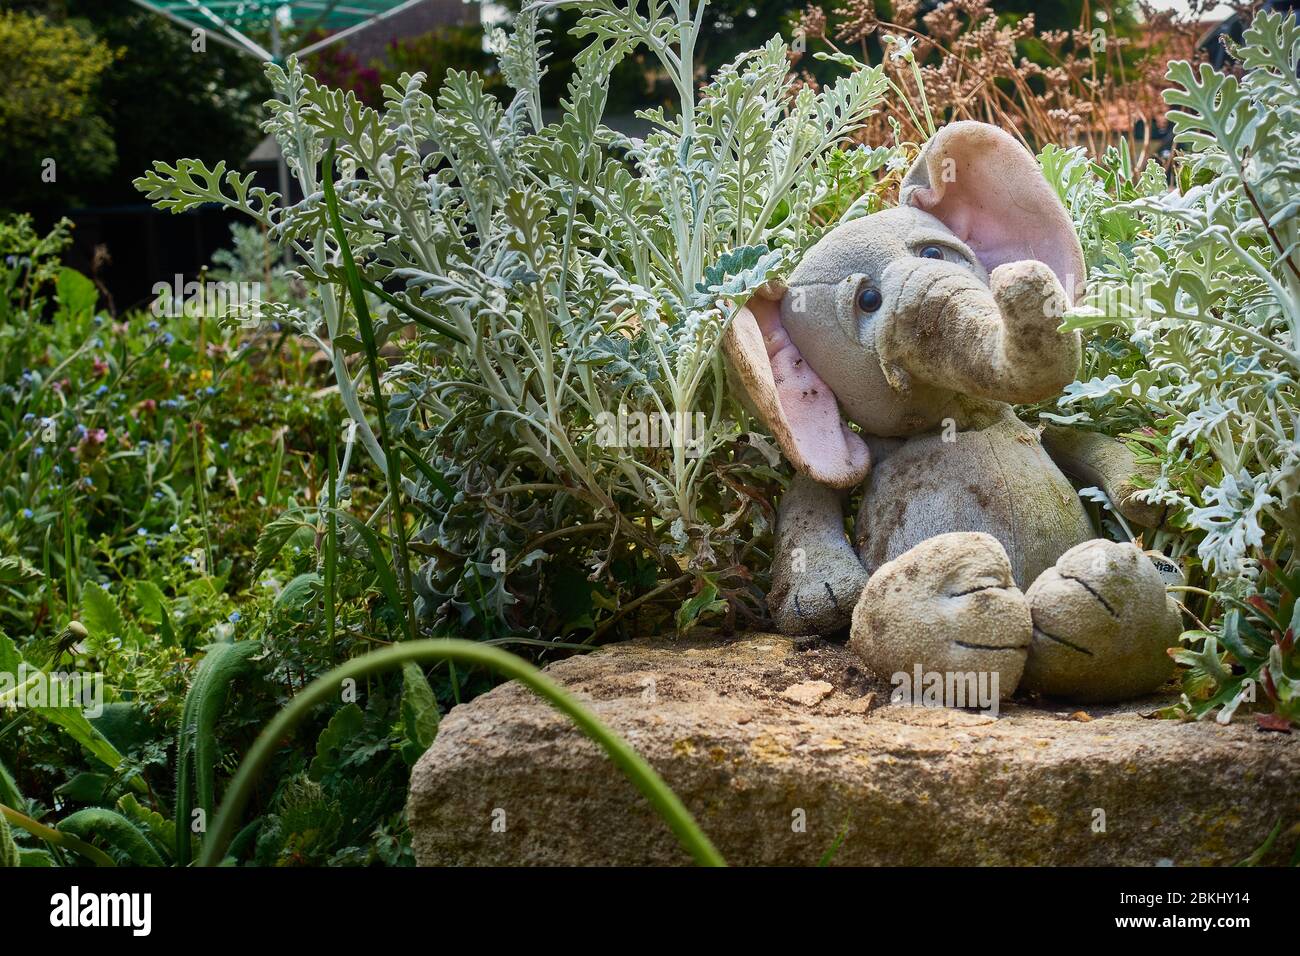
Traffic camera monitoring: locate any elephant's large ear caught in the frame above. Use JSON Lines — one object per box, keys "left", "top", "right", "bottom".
{"left": 723, "top": 285, "right": 870, "bottom": 489}
{"left": 901, "top": 121, "right": 1086, "bottom": 303}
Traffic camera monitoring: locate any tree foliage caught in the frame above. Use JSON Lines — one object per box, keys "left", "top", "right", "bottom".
{"left": 0, "top": 10, "right": 117, "bottom": 207}
{"left": 2, "top": 0, "right": 268, "bottom": 209}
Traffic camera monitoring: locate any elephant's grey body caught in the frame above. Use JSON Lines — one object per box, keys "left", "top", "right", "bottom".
{"left": 856, "top": 415, "right": 1094, "bottom": 586}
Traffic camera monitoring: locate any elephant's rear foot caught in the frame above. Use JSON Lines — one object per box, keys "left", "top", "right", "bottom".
{"left": 1020, "top": 540, "right": 1182, "bottom": 703}
{"left": 848, "top": 532, "right": 1031, "bottom": 700}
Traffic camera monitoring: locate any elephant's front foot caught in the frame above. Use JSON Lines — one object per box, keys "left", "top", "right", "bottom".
{"left": 848, "top": 532, "right": 1031, "bottom": 701}
{"left": 1020, "top": 540, "right": 1182, "bottom": 703}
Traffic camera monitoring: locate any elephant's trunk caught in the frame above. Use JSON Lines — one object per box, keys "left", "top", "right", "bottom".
{"left": 879, "top": 259, "right": 1081, "bottom": 405}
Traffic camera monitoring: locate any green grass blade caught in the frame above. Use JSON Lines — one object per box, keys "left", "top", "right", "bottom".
{"left": 174, "top": 640, "right": 260, "bottom": 866}
{"left": 322, "top": 140, "right": 417, "bottom": 642}
{"left": 200, "top": 639, "right": 724, "bottom": 867}
{"left": 359, "top": 276, "right": 467, "bottom": 344}
{"left": 399, "top": 444, "right": 455, "bottom": 500}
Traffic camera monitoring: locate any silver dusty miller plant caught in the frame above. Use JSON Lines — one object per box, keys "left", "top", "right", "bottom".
{"left": 1043, "top": 10, "right": 1300, "bottom": 587}
{"left": 1035, "top": 11, "right": 1299, "bottom": 724}
{"left": 136, "top": 1, "right": 893, "bottom": 637}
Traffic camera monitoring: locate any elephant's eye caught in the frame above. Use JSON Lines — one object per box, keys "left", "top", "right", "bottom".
{"left": 919, "top": 245, "right": 945, "bottom": 260}
{"left": 856, "top": 286, "right": 882, "bottom": 313}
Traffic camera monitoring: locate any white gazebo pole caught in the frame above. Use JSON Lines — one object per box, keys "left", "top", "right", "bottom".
{"left": 271, "top": 9, "right": 291, "bottom": 211}
{"left": 272, "top": 7, "right": 294, "bottom": 265}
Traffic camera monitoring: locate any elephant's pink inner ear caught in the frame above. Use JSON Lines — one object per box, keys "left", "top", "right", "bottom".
{"left": 724, "top": 295, "right": 869, "bottom": 489}
{"left": 903, "top": 122, "right": 1086, "bottom": 303}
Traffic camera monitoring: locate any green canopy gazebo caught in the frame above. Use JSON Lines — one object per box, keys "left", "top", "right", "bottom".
{"left": 128, "top": 1, "right": 432, "bottom": 205}
{"left": 126, "top": 1, "right": 431, "bottom": 62}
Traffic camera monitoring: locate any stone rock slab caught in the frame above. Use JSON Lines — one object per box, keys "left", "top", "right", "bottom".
{"left": 408, "top": 633, "right": 1299, "bottom": 866}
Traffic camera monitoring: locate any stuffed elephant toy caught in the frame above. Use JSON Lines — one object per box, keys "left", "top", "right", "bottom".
{"left": 724, "top": 121, "right": 1182, "bottom": 704}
